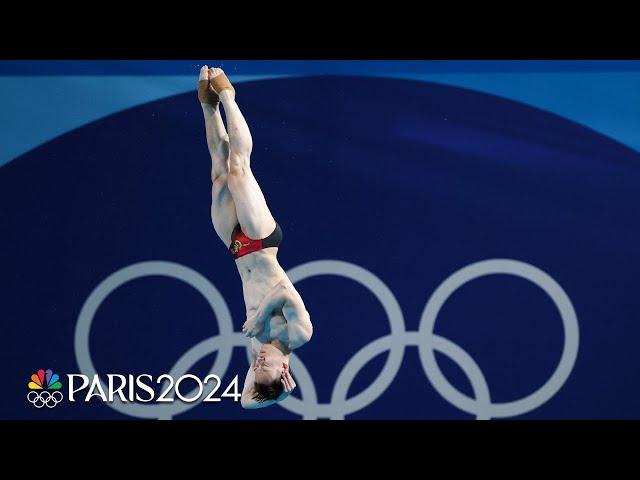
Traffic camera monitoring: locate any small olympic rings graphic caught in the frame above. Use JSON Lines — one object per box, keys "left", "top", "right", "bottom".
{"left": 27, "top": 390, "right": 64, "bottom": 409}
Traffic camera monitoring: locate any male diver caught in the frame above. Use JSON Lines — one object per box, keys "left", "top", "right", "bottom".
{"left": 198, "top": 66, "right": 313, "bottom": 409}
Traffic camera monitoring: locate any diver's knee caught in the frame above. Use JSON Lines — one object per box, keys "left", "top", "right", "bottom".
{"left": 228, "top": 154, "right": 250, "bottom": 177}
{"left": 229, "top": 130, "right": 253, "bottom": 157}
{"left": 211, "top": 172, "right": 228, "bottom": 188}
{"left": 210, "top": 137, "right": 229, "bottom": 161}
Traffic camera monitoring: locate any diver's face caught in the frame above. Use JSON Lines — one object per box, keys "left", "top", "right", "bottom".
{"left": 253, "top": 345, "right": 285, "bottom": 385}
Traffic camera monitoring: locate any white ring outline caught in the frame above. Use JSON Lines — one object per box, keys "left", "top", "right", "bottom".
{"left": 281, "top": 260, "right": 406, "bottom": 419}
{"left": 73, "top": 258, "right": 579, "bottom": 419}
{"left": 75, "top": 261, "right": 235, "bottom": 419}
{"left": 417, "top": 259, "right": 579, "bottom": 418}
{"left": 27, "top": 391, "right": 44, "bottom": 408}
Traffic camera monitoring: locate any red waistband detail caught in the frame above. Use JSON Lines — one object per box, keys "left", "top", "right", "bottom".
{"left": 229, "top": 228, "right": 264, "bottom": 259}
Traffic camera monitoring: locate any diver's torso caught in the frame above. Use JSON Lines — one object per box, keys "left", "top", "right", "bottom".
{"left": 236, "top": 248, "right": 291, "bottom": 345}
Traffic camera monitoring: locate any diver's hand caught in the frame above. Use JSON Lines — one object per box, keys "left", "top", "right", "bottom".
{"left": 242, "top": 314, "right": 264, "bottom": 338}
{"left": 281, "top": 364, "right": 296, "bottom": 393}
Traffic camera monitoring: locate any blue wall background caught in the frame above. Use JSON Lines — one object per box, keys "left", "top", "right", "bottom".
{"left": 1, "top": 61, "right": 639, "bottom": 419}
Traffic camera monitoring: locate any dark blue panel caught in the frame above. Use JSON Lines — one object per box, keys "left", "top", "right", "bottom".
{"left": 2, "top": 76, "right": 639, "bottom": 419}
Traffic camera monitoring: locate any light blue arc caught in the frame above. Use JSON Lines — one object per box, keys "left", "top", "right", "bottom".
{"left": 1, "top": 71, "right": 639, "bottom": 168}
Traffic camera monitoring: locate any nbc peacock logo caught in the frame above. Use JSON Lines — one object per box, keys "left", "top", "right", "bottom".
{"left": 27, "top": 369, "right": 64, "bottom": 409}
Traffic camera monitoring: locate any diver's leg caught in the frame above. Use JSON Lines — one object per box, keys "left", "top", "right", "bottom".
{"left": 199, "top": 66, "right": 237, "bottom": 247}
{"left": 211, "top": 68, "right": 276, "bottom": 239}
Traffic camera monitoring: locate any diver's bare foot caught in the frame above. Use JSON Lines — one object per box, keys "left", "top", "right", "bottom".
{"left": 198, "top": 65, "right": 219, "bottom": 108}
{"left": 209, "top": 67, "right": 235, "bottom": 102}
{"left": 198, "top": 65, "right": 209, "bottom": 82}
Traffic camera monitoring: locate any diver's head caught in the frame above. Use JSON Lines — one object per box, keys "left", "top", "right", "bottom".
{"left": 252, "top": 344, "right": 287, "bottom": 402}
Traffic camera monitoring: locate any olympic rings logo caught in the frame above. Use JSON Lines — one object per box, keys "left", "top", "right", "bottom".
{"left": 27, "top": 390, "right": 64, "bottom": 409}
{"left": 74, "top": 259, "right": 579, "bottom": 420}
